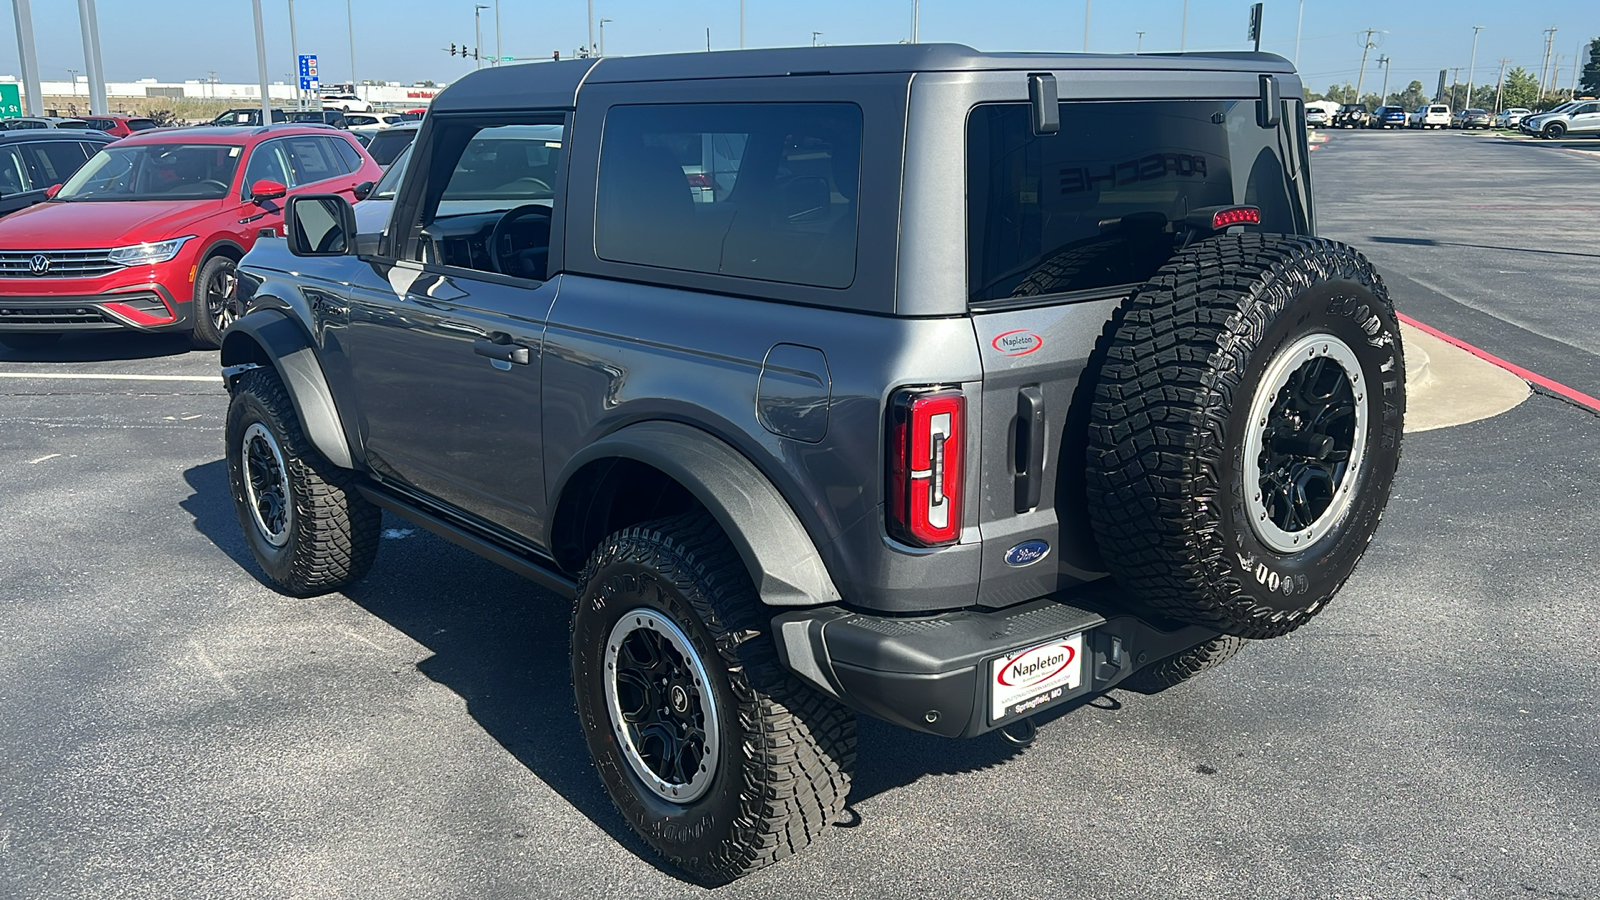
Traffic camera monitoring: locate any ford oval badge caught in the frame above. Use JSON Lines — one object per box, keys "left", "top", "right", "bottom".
{"left": 1004, "top": 540, "right": 1051, "bottom": 567}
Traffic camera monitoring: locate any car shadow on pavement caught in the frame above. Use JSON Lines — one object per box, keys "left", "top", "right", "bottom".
{"left": 0, "top": 332, "right": 196, "bottom": 363}
{"left": 178, "top": 468, "right": 1044, "bottom": 877}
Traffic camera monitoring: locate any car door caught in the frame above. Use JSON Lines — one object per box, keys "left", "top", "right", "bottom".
{"left": 337, "top": 113, "right": 567, "bottom": 541}
{"left": 1569, "top": 102, "right": 1600, "bottom": 135}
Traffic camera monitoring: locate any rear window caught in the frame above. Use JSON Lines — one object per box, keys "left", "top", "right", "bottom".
{"left": 127, "top": 119, "right": 157, "bottom": 131}
{"left": 595, "top": 102, "right": 863, "bottom": 289}
{"left": 967, "top": 100, "right": 1307, "bottom": 304}
{"left": 1429, "top": 106, "right": 1449, "bottom": 114}
{"left": 366, "top": 129, "right": 415, "bottom": 166}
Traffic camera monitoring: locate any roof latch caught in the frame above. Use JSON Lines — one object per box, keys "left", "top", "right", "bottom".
{"left": 1258, "top": 74, "right": 1281, "bottom": 128}
{"left": 1029, "top": 73, "right": 1059, "bottom": 136}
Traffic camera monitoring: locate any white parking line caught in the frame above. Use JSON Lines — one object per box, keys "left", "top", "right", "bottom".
{"left": 0, "top": 372, "right": 221, "bottom": 383}
{"left": 27, "top": 453, "right": 60, "bottom": 464}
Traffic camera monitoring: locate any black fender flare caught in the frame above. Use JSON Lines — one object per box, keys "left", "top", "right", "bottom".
{"left": 219, "top": 310, "right": 354, "bottom": 469}
{"left": 550, "top": 421, "right": 842, "bottom": 607}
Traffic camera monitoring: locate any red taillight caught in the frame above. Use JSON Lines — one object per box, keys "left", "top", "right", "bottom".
{"left": 888, "top": 388, "right": 963, "bottom": 547}
{"left": 684, "top": 172, "right": 714, "bottom": 188}
{"left": 1212, "top": 206, "right": 1262, "bottom": 229}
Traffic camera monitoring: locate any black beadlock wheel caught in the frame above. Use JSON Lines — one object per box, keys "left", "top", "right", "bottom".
{"left": 189, "top": 255, "right": 238, "bottom": 350}
{"left": 571, "top": 512, "right": 856, "bottom": 885}
{"left": 225, "top": 367, "right": 380, "bottom": 596}
{"left": 1086, "top": 235, "right": 1405, "bottom": 639}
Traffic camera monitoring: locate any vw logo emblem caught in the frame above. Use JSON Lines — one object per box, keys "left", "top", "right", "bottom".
{"left": 28, "top": 254, "right": 50, "bottom": 276}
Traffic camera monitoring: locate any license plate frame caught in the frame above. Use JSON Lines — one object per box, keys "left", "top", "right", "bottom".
{"left": 987, "top": 632, "right": 1087, "bottom": 725}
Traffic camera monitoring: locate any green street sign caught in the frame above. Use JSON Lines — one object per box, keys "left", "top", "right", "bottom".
{"left": 502, "top": 56, "right": 514, "bottom": 61}
{"left": 0, "top": 84, "right": 22, "bottom": 119}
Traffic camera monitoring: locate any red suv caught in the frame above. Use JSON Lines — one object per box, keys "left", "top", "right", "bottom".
{"left": 79, "top": 115, "right": 161, "bottom": 138}
{"left": 0, "top": 125, "right": 380, "bottom": 351}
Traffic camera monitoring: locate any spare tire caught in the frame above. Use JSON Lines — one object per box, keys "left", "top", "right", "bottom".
{"left": 1086, "top": 235, "right": 1404, "bottom": 638}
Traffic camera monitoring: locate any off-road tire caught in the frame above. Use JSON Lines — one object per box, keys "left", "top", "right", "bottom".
{"left": 1120, "top": 635, "right": 1247, "bottom": 694}
{"left": 0, "top": 332, "right": 62, "bottom": 351}
{"left": 1086, "top": 235, "right": 1405, "bottom": 639}
{"left": 225, "top": 367, "right": 380, "bottom": 596}
{"left": 189, "top": 255, "right": 237, "bottom": 350}
{"left": 571, "top": 512, "right": 856, "bottom": 885}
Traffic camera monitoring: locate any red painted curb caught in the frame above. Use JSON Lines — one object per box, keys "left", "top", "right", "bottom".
{"left": 1397, "top": 311, "right": 1600, "bottom": 414}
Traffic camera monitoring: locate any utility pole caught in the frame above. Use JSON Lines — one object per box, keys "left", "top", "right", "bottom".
{"left": 1353, "top": 28, "right": 1379, "bottom": 107}
{"left": 1136, "top": 30, "right": 1145, "bottom": 53}
{"left": 475, "top": 5, "right": 488, "bottom": 68}
{"left": 740, "top": 0, "right": 745, "bottom": 48}
{"left": 910, "top": 0, "right": 918, "bottom": 44}
{"left": 812, "top": 31, "right": 822, "bottom": 47}
{"left": 76, "top": 0, "right": 107, "bottom": 114}
{"left": 1294, "top": 0, "right": 1305, "bottom": 66}
{"left": 1465, "top": 25, "right": 1482, "bottom": 112}
{"left": 1449, "top": 67, "right": 1461, "bottom": 108}
{"left": 588, "top": 0, "right": 595, "bottom": 57}
{"left": 1083, "top": 0, "right": 1090, "bottom": 52}
{"left": 706, "top": 27, "right": 711, "bottom": 51}
{"left": 1572, "top": 41, "right": 1583, "bottom": 99}
{"left": 599, "top": 17, "right": 610, "bottom": 56}
{"left": 251, "top": 0, "right": 272, "bottom": 120}
{"left": 1492, "top": 57, "right": 1509, "bottom": 112}
{"left": 1180, "top": 0, "right": 1188, "bottom": 51}
{"left": 1538, "top": 26, "right": 1557, "bottom": 101}
{"left": 494, "top": 0, "right": 501, "bottom": 64}
{"left": 1549, "top": 55, "right": 1562, "bottom": 99}
{"left": 1377, "top": 54, "right": 1390, "bottom": 105}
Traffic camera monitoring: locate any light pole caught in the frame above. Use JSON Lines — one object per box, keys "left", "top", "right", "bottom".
{"left": 1465, "top": 25, "right": 1483, "bottom": 111}
{"left": 76, "top": 0, "right": 107, "bottom": 115}
{"left": 740, "top": 0, "right": 745, "bottom": 48}
{"left": 66, "top": 68, "right": 79, "bottom": 98}
{"left": 495, "top": 0, "right": 501, "bottom": 64}
{"left": 475, "top": 5, "right": 489, "bottom": 68}
{"left": 287, "top": 0, "right": 300, "bottom": 109}
{"left": 1083, "top": 0, "right": 1090, "bottom": 52}
{"left": 812, "top": 31, "right": 822, "bottom": 47}
{"left": 1136, "top": 30, "right": 1144, "bottom": 53}
{"left": 599, "top": 17, "right": 611, "bottom": 56}
{"left": 346, "top": 0, "right": 357, "bottom": 89}
{"left": 588, "top": 0, "right": 595, "bottom": 57}
{"left": 1294, "top": 0, "right": 1305, "bottom": 66}
{"left": 1180, "top": 0, "right": 1188, "bottom": 51}
{"left": 910, "top": 0, "right": 918, "bottom": 44}
{"left": 251, "top": 0, "right": 272, "bottom": 120}
{"left": 1377, "top": 54, "right": 1390, "bottom": 105}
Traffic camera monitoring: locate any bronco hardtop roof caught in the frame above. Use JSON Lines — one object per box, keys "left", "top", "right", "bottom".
{"left": 431, "top": 43, "right": 1296, "bottom": 113}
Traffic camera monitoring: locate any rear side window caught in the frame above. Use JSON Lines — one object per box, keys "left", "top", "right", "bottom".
{"left": 127, "top": 119, "right": 157, "bottom": 132}
{"left": 0, "top": 147, "right": 28, "bottom": 194}
{"left": 365, "top": 129, "right": 415, "bottom": 167}
{"left": 282, "top": 136, "right": 341, "bottom": 185}
{"left": 19, "top": 141, "right": 90, "bottom": 187}
{"left": 595, "top": 102, "right": 863, "bottom": 289}
{"left": 967, "top": 100, "right": 1307, "bottom": 303}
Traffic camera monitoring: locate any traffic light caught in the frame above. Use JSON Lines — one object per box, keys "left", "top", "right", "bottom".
{"left": 553, "top": 50, "right": 560, "bottom": 61}
{"left": 449, "top": 43, "right": 457, "bottom": 56}
{"left": 473, "top": 47, "right": 480, "bottom": 61}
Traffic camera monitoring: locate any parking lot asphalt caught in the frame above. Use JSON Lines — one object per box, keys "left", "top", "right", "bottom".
{"left": 3, "top": 134, "right": 1599, "bottom": 900}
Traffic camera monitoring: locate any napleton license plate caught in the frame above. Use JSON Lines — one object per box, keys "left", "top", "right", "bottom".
{"left": 988, "top": 632, "right": 1086, "bottom": 724}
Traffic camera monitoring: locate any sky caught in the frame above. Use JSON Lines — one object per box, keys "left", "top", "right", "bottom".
{"left": 3, "top": 0, "right": 1595, "bottom": 94}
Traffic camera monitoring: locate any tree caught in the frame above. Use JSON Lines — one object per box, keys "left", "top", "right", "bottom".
{"left": 1324, "top": 82, "right": 1356, "bottom": 103}
{"left": 1582, "top": 37, "right": 1600, "bottom": 97}
{"left": 1500, "top": 66, "right": 1540, "bottom": 110}
{"left": 1394, "top": 80, "right": 1428, "bottom": 110}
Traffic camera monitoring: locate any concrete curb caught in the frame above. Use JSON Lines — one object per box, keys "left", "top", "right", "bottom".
{"left": 1399, "top": 323, "right": 1529, "bottom": 433}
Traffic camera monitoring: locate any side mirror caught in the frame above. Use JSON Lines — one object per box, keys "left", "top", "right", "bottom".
{"left": 44, "top": 183, "right": 62, "bottom": 199}
{"left": 285, "top": 194, "right": 356, "bottom": 257}
{"left": 250, "top": 179, "right": 287, "bottom": 203}
{"left": 352, "top": 180, "right": 374, "bottom": 202}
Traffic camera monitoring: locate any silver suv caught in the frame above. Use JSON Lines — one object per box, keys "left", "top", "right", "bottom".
{"left": 1523, "top": 100, "right": 1600, "bottom": 139}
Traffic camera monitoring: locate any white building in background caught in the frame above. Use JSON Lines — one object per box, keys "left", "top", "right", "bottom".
{"left": 0, "top": 76, "right": 444, "bottom": 107}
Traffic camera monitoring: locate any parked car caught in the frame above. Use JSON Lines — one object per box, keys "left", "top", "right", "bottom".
{"left": 1409, "top": 104, "right": 1451, "bottom": 129}
{"left": 287, "top": 109, "right": 348, "bottom": 128}
{"left": 1333, "top": 103, "right": 1370, "bottom": 128}
{"left": 1493, "top": 107, "right": 1532, "bottom": 128}
{"left": 319, "top": 93, "right": 371, "bottom": 113}
{"left": 396, "top": 108, "right": 429, "bottom": 122}
{"left": 1370, "top": 105, "right": 1409, "bottom": 129}
{"left": 0, "top": 130, "right": 116, "bottom": 218}
{"left": 1519, "top": 100, "right": 1580, "bottom": 135}
{"left": 342, "top": 112, "right": 407, "bottom": 138}
{"left": 1449, "top": 108, "right": 1491, "bottom": 129}
{"left": 207, "top": 108, "right": 289, "bottom": 127}
{"left": 0, "top": 117, "right": 101, "bottom": 132}
{"left": 78, "top": 115, "right": 161, "bottom": 138}
{"left": 0, "top": 124, "right": 381, "bottom": 351}
{"left": 1305, "top": 106, "right": 1330, "bottom": 127}
{"left": 223, "top": 46, "right": 1402, "bottom": 883}
{"left": 1523, "top": 100, "right": 1600, "bottom": 139}
{"left": 361, "top": 122, "right": 418, "bottom": 167}
{"left": 352, "top": 141, "right": 408, "bottom": 233}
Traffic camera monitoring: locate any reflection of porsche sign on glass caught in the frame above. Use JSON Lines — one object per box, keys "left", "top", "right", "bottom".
{"left": 1059, "top": 152, "right": 1209, "bottom": 194}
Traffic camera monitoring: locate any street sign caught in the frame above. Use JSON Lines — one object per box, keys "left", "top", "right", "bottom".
{"left": 0, "top": 84, "right": 21, "bottom": 119}
{"left": 297, "top": 54, "right": 320, "bottom": 91}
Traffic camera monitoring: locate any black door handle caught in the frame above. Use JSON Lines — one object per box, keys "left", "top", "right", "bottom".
{"left": 1014, "top": 386, "right": 1046, "bottom": 513}
{"left": 474, "top": 336, "right": 531, "bottom": 365}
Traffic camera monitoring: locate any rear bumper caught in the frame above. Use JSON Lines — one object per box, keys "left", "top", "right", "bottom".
{"left": 0, "top": 286, "right": 187, "bottom": 333}
{"left": 773, "top": 584, "right": 1218, "bottom": 738}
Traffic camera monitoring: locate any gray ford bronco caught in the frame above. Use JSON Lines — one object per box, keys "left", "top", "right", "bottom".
{"left": 221, "top": 45, "right": 1404, "bottom": 882}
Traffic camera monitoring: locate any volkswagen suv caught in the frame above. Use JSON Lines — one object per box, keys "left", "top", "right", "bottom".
{"left": 0, "top": 124, "right": 379, "bottom": 351}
